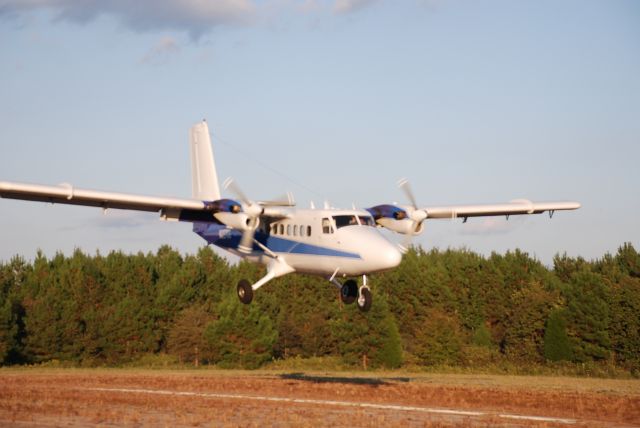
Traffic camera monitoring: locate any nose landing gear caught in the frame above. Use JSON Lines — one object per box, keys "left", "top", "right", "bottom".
{"left": 331, "top": 275, "right": 372, "bottom": 312}
{"left": 357, "top": 286, "right": 372, "bottom": 312}
{"left": 340, "top": 279, "right": 358, "bottom": 305}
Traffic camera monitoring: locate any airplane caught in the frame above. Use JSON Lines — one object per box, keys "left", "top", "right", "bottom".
{"left": 0, "top": 120, "right": 580, "bottom": 311}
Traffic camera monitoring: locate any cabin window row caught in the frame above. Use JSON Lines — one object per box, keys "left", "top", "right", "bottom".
{"left": 270, "top": 223, "right": 312, "bottom": 237}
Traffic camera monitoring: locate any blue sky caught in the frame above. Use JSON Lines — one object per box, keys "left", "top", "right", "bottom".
{"left": 1, "top": 0, "right": 638, "bottom": 265}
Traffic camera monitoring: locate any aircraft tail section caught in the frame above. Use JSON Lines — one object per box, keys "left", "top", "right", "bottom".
{"left": 189, "top": 120, "right": 221, "bottom": 201}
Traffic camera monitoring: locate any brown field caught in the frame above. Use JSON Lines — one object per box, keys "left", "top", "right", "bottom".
{"left": 0, "top": 369, "right": 638, "bottom": 427}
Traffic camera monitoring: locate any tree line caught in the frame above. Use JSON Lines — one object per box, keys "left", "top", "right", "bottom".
{"left": 0, "top": 243, "right": 638, "bottom": 374}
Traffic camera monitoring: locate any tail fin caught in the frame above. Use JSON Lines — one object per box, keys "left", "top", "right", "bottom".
{"left": 189, "top": 120, "right": 221, "bottom": 201}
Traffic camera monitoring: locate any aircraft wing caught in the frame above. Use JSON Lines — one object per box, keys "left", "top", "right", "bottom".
{"left": 0, "top": 181, "right": 208, "bottom": 220}
{"left": 421, "top": 200, "right": 581, "bottom": 220}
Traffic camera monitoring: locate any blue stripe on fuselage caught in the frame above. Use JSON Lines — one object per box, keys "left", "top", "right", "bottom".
{"left": 193, "top": 222, "right": 361, "bottom": 259}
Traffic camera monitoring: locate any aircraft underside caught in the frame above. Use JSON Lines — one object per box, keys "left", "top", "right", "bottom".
{"left": 193, "top": 221, "right": 377, "bottom": 311}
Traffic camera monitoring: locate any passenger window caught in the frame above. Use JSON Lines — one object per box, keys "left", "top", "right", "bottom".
{"left": 334, "top": 215, "right": 357, "bottom": 229}
{"left": 307, "top": 226, "right": 312, "bottom": 236}
{"left": 287, "top": 224, "right": 291, "bottom": 236}
{"left": 279, "top": 224, "right": 284, "bottom": 235}
{"left": 322, "top": 218, "right": 334, "bottom": 234}
{"left": 293, "top": 225, "right": 298, "bottom": 236}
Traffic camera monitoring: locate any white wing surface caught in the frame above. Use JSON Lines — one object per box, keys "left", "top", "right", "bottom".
{"left": 0, "top": 181, "right": 205, "bottom": 218}
{"left": 421, "top": 199, "right": 581, "bottom": 220}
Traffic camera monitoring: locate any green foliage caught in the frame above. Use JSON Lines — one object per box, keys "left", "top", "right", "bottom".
{"left": 167, "top": 304, "right": 214, "bottom": 365}
{"left": 472, "top": 323, "right": 493, "bottom": 348}
{"left": 203, "top": 294, "right": 277, "bottom": 369}
{"left": 564, "top": 270, "right": 610, "bottom": 362}
{"left": 614, "top": 242, "right": 640, "bottom": 278}
{"left": 503, "top": 281, "right": 556, "bottom": 362}
{"left": 608, "top": 276, "right": 640, "bottom": 371}
{"left": 544, "top": 309, "right": 573, "bottom": 361}
{"left": 413, "top": 308, "right": 463, "bottom": 366}
{"left": 0, "top": 257, "right": 28, "bottom": 364}
{"left": 329, "top": 291, "right": 403, "bottom": 369}
{"left": 0, "top": 244, "right": 638, "bottom": 375}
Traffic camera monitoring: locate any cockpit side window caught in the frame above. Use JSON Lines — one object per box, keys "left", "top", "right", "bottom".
{"left": 358, "top": 216, "right": 375, "bottom": 226}
{"left": 333, "top": 215, "right": 358, "bottom": 229}
{"left": 322, "top": 218, "right": 334, "bottom": 234}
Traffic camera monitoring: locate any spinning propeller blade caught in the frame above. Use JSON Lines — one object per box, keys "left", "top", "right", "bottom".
{"left": 397, "top": 178, "right": 428, "bottom": 249}
{"left": 223, "top": 178, "right": 294, "bottom": 255}
{"left": 398, "top": 178, "right": 418, "bottom": 210}
{"left": 223, "top": 178, "right": 261, "bottom": 254}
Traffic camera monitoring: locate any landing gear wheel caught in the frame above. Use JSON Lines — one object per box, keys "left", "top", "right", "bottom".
{"left": 340, "top": 279, "right": 358, "bottom": 305}
{"left": 237, "top": 279, "right": 253, "bottom": 304}
{"left": 357, "top": 287, "right": 372, "bottom": 312}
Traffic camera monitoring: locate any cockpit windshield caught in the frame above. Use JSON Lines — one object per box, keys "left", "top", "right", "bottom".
{"left": 332, "top": 215, "right": 375, "bottom": 228}
{"left": 333, "top": 215, "right": 358, "bottom": 229}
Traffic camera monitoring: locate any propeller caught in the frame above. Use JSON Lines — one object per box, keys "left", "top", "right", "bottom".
{"left": 223, "top": 178, "right": 264, "bottom": 254}
{"left": 223, "top": 178, "right": 295, "bottom": 255}
{"left": 397, "top": 178, "right": 428, "bottom": 252}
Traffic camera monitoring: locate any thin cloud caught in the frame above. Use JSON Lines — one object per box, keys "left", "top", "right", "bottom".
{"left": 0, "top": 0, "right": 383, "bottom": 37}
{"left": 57, "top": 211, "right": 155, "bottom": 232}
{"left": 0, "top": 0, "right": 257, "bottom": 39}
{"left": 457, "top": 217, "right": 523, "bottom": 236}
{"left": 140, "top": 36, "right": 181, "bottom": 65}
{"left": 333, "top": 0, "right": 378, "bottom": 15}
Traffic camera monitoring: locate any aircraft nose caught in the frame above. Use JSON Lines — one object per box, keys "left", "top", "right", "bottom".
{"left": 363, "top": 232, "right": 402, "bottom": 271}
{"left": 380, "top": 241, "right": 402, "bottom": 270}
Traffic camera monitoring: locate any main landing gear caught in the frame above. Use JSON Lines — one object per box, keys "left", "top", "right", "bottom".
{"left": 237, "top": 279, "right": 253, "bottom": 304}
{"left": 334, "top": 275, "right": 372, "bottom": 312}
{"left": 236, "top": 258, "right": 295, "bottom": 306}
{"left": 237, "top": 272, "right": 373, "bottom": 312}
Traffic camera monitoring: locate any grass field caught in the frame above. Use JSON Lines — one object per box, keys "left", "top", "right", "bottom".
{"left": 0, "top": 368, "right": 638, "bottom": 427}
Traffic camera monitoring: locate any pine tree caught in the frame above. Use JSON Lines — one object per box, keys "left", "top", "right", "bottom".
{"left": 543, "top": 309, "right": 573, "bottom": 361}
{"left": 503, "top": 281, "right": 556, "bottom": 362}
{"left": 204, "top": 294, "right": 277, "bottom": 369}
{"left": 329, "top": 290, "right": 402, "bottom": 369}
{"left": 167, "top": 304, "right": 214, "bottom": 365}
{"left": 0, "top": 257, "right": 28, "bottom": 364}
{"left": 413, "top": 308, "right": 463, "bottom": 366}
{"left": 472, "top": 322, "right": 493, "bottom": 348}
{"left": 608, "top": 276, "right": 640, "bottom": 370}
{"left": 564, "top": 270, "right": 610, "bottom": 362}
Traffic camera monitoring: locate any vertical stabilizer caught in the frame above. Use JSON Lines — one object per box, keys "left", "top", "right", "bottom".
{"left": 189, "top": 120, "right": 221, "bottom": 201}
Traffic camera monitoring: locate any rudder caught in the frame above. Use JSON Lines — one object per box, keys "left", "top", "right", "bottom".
{"left": 189, "top": 120, "right": 221, "bottom": 201}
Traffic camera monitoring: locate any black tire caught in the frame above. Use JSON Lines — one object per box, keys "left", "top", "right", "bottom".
{"left": 357, "top": 287, "right": 372, "bottom": 312}
{"left": 237, "top": 279, "right": 253, "bottom": 304}
{"left": 340, "top": 279, "right": 358, "bottom": 305}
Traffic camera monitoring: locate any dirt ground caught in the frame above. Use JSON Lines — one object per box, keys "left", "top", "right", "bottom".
{"left": 0, "top": 369, "right": 638, "bottom": 427}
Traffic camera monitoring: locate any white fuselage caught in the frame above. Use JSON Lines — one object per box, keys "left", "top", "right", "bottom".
{"left": 196, "top": 208, "right": 402, "bottom": 278}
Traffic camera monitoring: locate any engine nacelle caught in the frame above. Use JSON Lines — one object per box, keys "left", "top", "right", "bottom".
{"left": 214, "top": 212, "right": 259, "bottom": 231}
{"left": 366, "top": 204, "right": 424, "bottom": 235}
{"left": 366, "top": 204, "right": 407, "bottom": 221}
{"left": 376, "top": 217, "right": 425, "bottom": 235}
{"left": 204, "top": 198, "right": 242, "bottom": 214}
